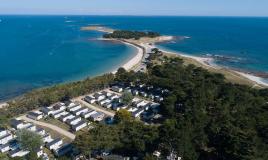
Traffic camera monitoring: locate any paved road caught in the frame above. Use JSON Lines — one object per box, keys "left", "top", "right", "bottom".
{"left": 74, "top": 97, "right": 115, "bottom": 117}
{"left": 19, "top": 115, "right": 76, "bottom": 140}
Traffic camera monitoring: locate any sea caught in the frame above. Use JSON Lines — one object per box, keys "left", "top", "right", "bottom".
{"left": 0, "top": 15, "right": 268, "bottom": 101}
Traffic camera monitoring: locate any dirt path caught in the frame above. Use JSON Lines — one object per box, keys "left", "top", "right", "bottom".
{"left": 74, "top": 96, "right": 115, "bottom": 117}
{"left": 19, "top": 115, "right": 76, "bottom": 140}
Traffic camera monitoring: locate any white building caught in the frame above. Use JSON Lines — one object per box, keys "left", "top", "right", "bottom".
{"left": 0, "top": 143, "right": 10, "bottom": 153}
{"left": 67, "top": 104, "right": 82, "bottom": 112}
{"left": 71, "top": 120, "right": 87, "bottom": 132}
{"left": 60, "top": 114, "right": 75, "bottom": 122}
{"left": 84, "top": 96, "right": 96, "bottom": 104}
{"left": 9, "top": 149, "right": 29, "bottom": 158}
{"left": 35, "top": 127, "right": 46, "bottom": 136}
{"left": 42, "top": 134, "right": 52, "bottom": 143}
{"left": 111, "top": 86, "right": 123, "bottom": 93}
{"left": 93, "top": 93, "right": 106, "bottom": 101}
{"left": 132, "top": 108, "right": 145, "bottom": 118}
{"left": 89, "top": 112, "right": 105, "bottom": 122}
{"left": 53, "top": 111, "right": 68, "bottom": 119}
{"left": 81, "top": 110, "right": 97, "bottom": 119}
{"left": 25, "top": 124, "right": 37, "bottom": 132}
{"left": 0, "top": 128, "right": 7, "bottom": 137}
{"left": 0, "top": 133, "right": 13, "bottom": 145}
{"left": 66, "top": 116, "right": 81, "bottom": 125}
{"left": 46, "top": 138, "right": 63, "bottom": 150}
{"left": 27, "top": 111, "right": 43, "bottom": 120}
{"left": 10, "top": 119, "right": 25, "bottom": 130}
{"left": 72, "top": 107, "right": 88, "bottom": 116}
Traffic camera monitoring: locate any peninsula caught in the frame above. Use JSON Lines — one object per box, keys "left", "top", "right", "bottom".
{"left": 82, "top": 26, "right": 268, "bottom": 88}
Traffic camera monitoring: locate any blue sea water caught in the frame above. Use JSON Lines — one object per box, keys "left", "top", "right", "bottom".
{"left": 0, "top": 15, "right": 268, "bottom": 101}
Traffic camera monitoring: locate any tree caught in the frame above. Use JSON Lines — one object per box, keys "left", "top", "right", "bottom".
{"left": 121, "top": 91, "right": 134, "bottom": 105}
{"left": 114, "top": 109, "right": 132, "bottom": 123}
{"left": 0, "top": 153, "right": 9, "bottom": 160}
{"left": 16, "top": 129, "right": 43, "bottom": 159}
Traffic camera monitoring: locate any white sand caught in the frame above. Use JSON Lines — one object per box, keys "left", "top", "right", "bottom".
{"left": 144, "top": 43, "right": 268, "bottom": 87}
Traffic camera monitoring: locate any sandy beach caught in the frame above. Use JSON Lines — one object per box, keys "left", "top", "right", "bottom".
{"left": 83, "top": 26, "right": 268, "bottom": 88}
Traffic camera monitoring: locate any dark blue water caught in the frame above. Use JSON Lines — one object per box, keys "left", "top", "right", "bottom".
{"left": 0, "top": 16, "right": 268, "bottom": 101}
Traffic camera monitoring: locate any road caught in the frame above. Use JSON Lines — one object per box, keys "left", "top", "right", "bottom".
{"left": 74, "top": 96, "right": 115, "bottom": 117}
{"left": 19, "top": 115, "right": 76, "bottom": 140}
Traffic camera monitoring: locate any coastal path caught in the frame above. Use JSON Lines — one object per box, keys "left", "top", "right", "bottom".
{"left": 19, "top": 115, "right": 76, "bottom": 140}
{"left": 73, "top": 96, "right": 115, "bottom": 117}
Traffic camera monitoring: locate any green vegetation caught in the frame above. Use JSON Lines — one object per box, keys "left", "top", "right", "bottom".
{"left": 16, "top": 129, "right": 43, "bottom": 160}
{"left": 103, "top": 30, "right": 160, "bottom": 40}
{"left": 0, "top": 74, "right": 114, "bottom": 125}
{"left": 0, "top": 45, "right": 267, "bottom": 159}
{"left": 121, "top": 91, "right": 134, "bottom": 105}
{"left": 75, "top": 57, "right": 268, "bottom": 160}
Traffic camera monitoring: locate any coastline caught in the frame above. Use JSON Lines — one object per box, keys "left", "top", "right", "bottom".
{"left": 153, "top": 45, "right": 268, "bottom": 87}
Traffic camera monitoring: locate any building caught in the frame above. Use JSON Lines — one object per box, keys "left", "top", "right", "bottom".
{"left": 41, "top": 107, "right": 54, "bottom": 116}
{"left": 0, "top": 143, "right": 10, "bottom": 153}
{"left": 0, "top": 128, "right": 7, "bottom": 137}
{"left": 132, "top": 108, "right": 145, "bottom": 118}
{"left": 84, "top": 96, "right": 96, "bottom": 104}
{"left": 89, "top": 112, "right": 105, "bottom": 122}
{"left": 27, "top": 111, "right": 43, "bottom": 120}
{"left": 9, "top": 149, "right": 29, "bottom": 158}
{"left": 103, "top": 102, "right": 112, "bottom": 109}
{"left": 93, "top": 93, "right": 106, "bottom": 101}
{"left": 46, "top": 138, "right": 63, "bottom": 150}
{"left": 71, "top": 120, "right": 87, "bottom": 132}
{"left": 66, "top": 116, "right": 81, "bottom": 125}
{"left": 42, "top": 134, "right": 52, "bottom": 143}
{"left": 81, "top": 110, "right": 96, "bottom": 119}
{"left": 25, "top": 124, "right": 37, "bottom": 132}
{"left": 53, "top": 111, "right": 68, "bottom": 119}
{"left": 111, "top": 86, "right": 123, "bottom": 93}
{"left": 67, "top": 104, "right": 82, "bottom": 112}
{"left": 72, "top": 107, "right": 89, "bottom": 116}
{"left": 54, "top": 143, "right": 73, "bottom": 157}
{"left": 10, "top": 119, "right": 25, "bottom": 130}
{"left": 35, "top": 127, "right": 46, "bottom": 136}
{"left": 37, "top": 148, "right": 44, "bottom": 158}
{"left": 60, "top": 114, "right": 75, "bottom": 122}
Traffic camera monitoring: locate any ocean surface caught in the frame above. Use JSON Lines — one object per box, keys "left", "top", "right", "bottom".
{"left": 0, "top": 16, "right": 268, "bottom": 101}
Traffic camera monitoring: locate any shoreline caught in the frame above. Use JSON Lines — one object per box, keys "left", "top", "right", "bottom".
{"left": 153, "top": 45, "right": 268, "bottom": 87}
{"left": 97, "top": 38, "right": 144, "bottom": 73}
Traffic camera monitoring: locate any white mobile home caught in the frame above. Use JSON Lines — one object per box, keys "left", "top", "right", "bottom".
{"left": 72, "top": 107, "right": 89, "bottom": 116}
{"left": 84, "top": 96, "right": 96, "bottom": 104}
{"left": 27, "top": 111, "right": 43, "bottom": 120}
{"left": 89, "top": 112, "right": 105, "bottom": 122}
{"left": 81, "top": 110, "right": 97, "bottom": 119}
{"left": 111, "top": 86, "right": 123, "bottom": 93}
{"left": 9, "top": 149, "right": 29, "bottom": 158}
{"left": 46, "top": 138, "right": 63, "bottom": 150}
{"left": 71, "top": 120, "right": 87, "bottom": 132}
{"left": 0, "top": 143, "right": 10, "bottom": 153}
{"left": 67, "top": 104, "right": 82, "bottom": 112}
{"left": 0, "top": 133, "right": 13, "bottom": 144}
{"left": 10, "top": 119, "right": 25, "bottom": 130}
{"left": 60, "top": 114, "right": 75, "bottom": 122}
{"left": 66, "top": 116, "right": 81, "bottom": 125}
